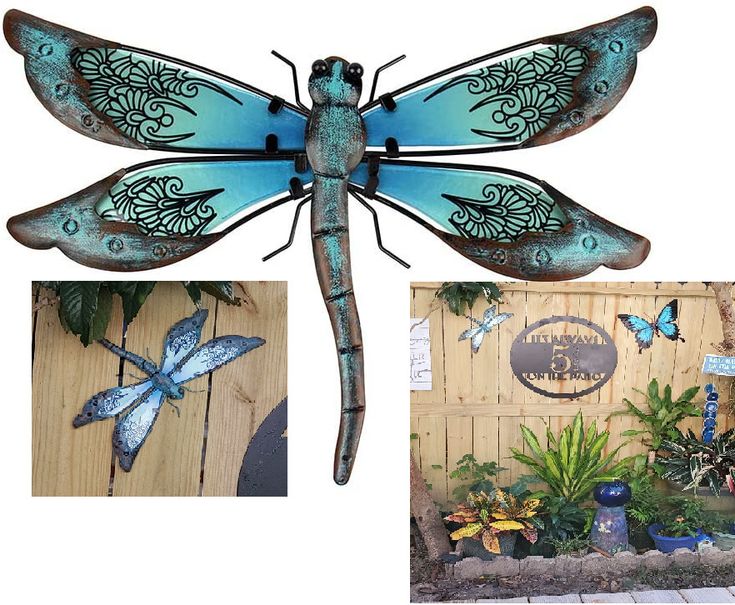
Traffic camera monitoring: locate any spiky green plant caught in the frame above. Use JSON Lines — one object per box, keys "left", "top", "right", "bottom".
{"left": 510, "top": 411, "right": 630, "bottom": 503}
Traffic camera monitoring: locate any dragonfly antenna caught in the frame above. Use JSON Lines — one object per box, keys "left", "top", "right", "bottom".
{"left": 368, "top": 54, "right": 406, "bottom": 104}
{"left": 271, "top": 50, "right": 308, "bottom": 111}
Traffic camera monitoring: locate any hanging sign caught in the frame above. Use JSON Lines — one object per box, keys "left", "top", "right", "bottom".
{"left": 702, "top": 354, "right": 735, "bottom": 377}
{"left": 510, "top": 315, "right": 618, "bottom": 399}
{"left": 410, "top": 318, "right": 432, "bottom": 391}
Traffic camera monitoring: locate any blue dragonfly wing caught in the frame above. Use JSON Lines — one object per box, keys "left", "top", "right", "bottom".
{"left": 4, "top": 10, "right": 307, "bottom": 152}
{"left": 489, "top": 313, "right": 514, "bottom": 331}
{"left": 459, "top": 326, "right": 481, "bottom": 342}
{"left": 160, "top": 309, "right": 209, "bottom": 374}
{"left": 618, "top": 314, "right": 655, "bottom": 351}
{"left": 112, "top": 388, "right": 165, "bottom": 471}
{"left": 350, "top": 159, "right": 649, "bottom": 280}
{"left": 73, "top": 379, "right": 154, "bottom": 427}
{"left": 655, "top": 299, "right": 681, "bottom": 341}
{"left": 169, "top": 335, "right": 266, "bottom": 385}
{"left": 482, "top": 306, "right": 498, "bottom": 324}
{"left": 470, "top": 330, "right": 486, "bottom": 354}
{"left": 361, "top": 8, "right": 656, "bottom": 155}
{"left": 8, "top": 156, "right": 312, "bottom": 270}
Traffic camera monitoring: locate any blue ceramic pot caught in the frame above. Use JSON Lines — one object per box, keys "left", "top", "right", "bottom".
{"left": 647, "top": 524, "right": 709, "bottom": 553}
{"left": 593, "top": 480, "right": 631, "bottom": 507}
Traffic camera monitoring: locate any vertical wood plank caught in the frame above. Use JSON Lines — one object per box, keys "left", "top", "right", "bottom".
{"left": 418, "top": 416, "right": 448, "bottom": 505}
{"left": 32, "top": 291, "right": 123, "bottom": 496}
{"left": 446, "top": 417, "right": 473, "bottom": 503}
{"left": 203, "top": 281, "right": 287, "bottom": 496}
{"left": 113, "top": 284, "right": 214, "bottom": 496}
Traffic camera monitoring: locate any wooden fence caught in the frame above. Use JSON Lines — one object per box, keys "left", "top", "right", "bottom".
{"left": 410, "top": 282, "right": 735, "bottom": 506}
{"left": 32, "top": 281, "right": 287, "bottom": 496}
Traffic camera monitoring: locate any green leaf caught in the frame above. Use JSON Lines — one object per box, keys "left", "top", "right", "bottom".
{"left": 87, "top": 285, "right": 113, "bottom": 343}
{"left": 119, "top": 282, "right": 156, "bottom": 325}
{"left": 183, "top": 282, "right": 202, "bottom": 305}
{"left": 410, "top": 433, "right": 419, "bottom": 440}
{"left": 431, "top": 464, "right": 443, "bottom": 470}
{"left": 195, "top": 281, "right": 241, "bottom": 305}
{"left": 621, "top": 429, "right": 646, "bottom": 437}
{"left": 58, "top": 282, "right": 102, "bottom": 346}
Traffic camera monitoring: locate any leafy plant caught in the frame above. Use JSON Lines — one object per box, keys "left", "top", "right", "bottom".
{"left": 625, "top": 470, "right": 664, "bottom": 530}
{"left": 655, "top": 428, "right": 735, "bottom": 495}
{"left": 546, "top": 536, "right": 592, "bottom": 557}
{"left": 434, "top": 282, "right": 502, "bottom": 317}
{"left": 511, "top": 411, "right": 630, "bottom": 503}
{"left": 608, "top": 379, "right": 700, "bottom": 451}
{"left": 445, "top": 489, "right": 543, "bottom": 554}
{"left": 36, "top": 281, "right": 240, "bottom": 345}
{"left": 537, "top": 494, "right": 591, "bottom": 544}
{"left": 653, "top": 496, "right": 708, "bottom": 538}
{"left": 449, "top": 454, "right": 506, "bottom": 503}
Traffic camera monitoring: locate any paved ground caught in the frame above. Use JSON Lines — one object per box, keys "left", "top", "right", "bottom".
{"left": 470, "top": 586, "right": 735, "bottom": 603}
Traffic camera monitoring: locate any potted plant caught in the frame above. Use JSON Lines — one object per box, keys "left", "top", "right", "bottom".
{"left": 647, "top": 496, "right": 711, "bottom": 553}
{"left": 445, "top": 489, "right": 543, "bottom": 557}
{"left": 655, "top": 428, "right": 735, "bottom": 513}
{"left": 607, "top": 379, "right": 700, "bottom": 463}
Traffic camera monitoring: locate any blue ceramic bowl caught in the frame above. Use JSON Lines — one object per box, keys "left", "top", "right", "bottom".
{"left": 594, "top": 480, "right": 631, "bottom": 507}
{"left": 647, "top": 524, "right": 709, "bottom": 553}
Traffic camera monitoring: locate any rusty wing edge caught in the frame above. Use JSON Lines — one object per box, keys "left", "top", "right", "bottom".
{"left": 7, "top": 170, "right": 225, "bottom": 271}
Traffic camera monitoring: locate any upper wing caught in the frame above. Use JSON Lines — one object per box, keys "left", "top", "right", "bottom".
{"left": 169, "top": 335, "right": 266, "bottom": 384}
{"left": 112, "top": 388, "right": 165, "bottom": 471}
{"left": 489, "top": 313, "right": 514, "bottom": 331}
{"left": 360, "top": 7, "right": 656, "bottom": 156}
{"left": 482, "top": 306, "right": 498, "bottom": 323}
{"left": 349, "top": 159, "right": 649, "bottom": 280}
{"left": 4, "top": 10, "right": 307, "bottom": 152}
{"left": 8, "top": 156, "right": 313, "bottom": 271}
{"left": 655, "top": 299, "right": 682, "bottom": 342}
{"left": 72, "top": 379, "right": 153, "bottom": 427}
{"left": 160, "top": 308, "right": 208, "bottom": 374}
{"left": 617, "top": 314, "right": 655, "bottom": 351}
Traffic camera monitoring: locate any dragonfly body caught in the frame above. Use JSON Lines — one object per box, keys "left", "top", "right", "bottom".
{"left": 306, "top": 57, "right": 367, "bottom": 484}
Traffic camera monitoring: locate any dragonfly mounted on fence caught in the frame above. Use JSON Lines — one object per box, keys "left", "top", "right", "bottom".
{"left": 5, "top": 7, "right": 656, "bottom": 483}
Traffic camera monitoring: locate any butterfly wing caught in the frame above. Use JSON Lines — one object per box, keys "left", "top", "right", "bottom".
{"left": 8, "top": 156, "right": 312, "bottom": 270}
{"left": 168, "top": 335, "right": 266, "bottom": 384}
{"left": 618, "top": 314, "right": 655, "bottom": 352}
{"left": 350, "top": 160, "right": 649, "bottom": 280}
{"left": 112, "top": 388, "right": 165, "bottom": 471}
{"left": 72, "top": 379, "right": 154, "bottom": 427}
{"left": 655, "top": 299, "right": 683, "bottom": 342}
{"left": 4, "top": 10, "right": 307, "bottom": 152}
{"left": 160, "top": 308, "right": 208, "bottom": 374}
{"left": 360, "top": 8, "right": 656, "bottom": 156}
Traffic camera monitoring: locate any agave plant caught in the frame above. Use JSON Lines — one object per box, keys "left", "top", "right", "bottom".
{"left": 511, "top": 411, "right": 630, "bottom": 503}
{"left": 445, "top": 488, "right": 543, "bottom": 554}
{"left": 656, "top": 428, "right": 735, "bottom": 495}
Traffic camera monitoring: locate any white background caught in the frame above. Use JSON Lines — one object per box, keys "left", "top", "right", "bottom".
{"left": 1, "top": 0, "right": 733, "bottom": 603}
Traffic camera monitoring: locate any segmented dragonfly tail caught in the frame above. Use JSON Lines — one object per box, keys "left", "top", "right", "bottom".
{"left": 311, "top": 176, "right": 365, "bottom": 485}
{"left": 99, "top": 338, "right": 158, "bottom": 376}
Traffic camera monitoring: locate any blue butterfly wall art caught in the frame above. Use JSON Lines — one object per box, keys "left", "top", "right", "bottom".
{"left": 617, "top": 299, "right": 685, "bottom": 354}
{"left": 459, "top": 306, "right": 513, "bottom": 354}
{"left": 5, "top": 8, "right": 656, "bottom": 483}
{"left": 73, "top": 308, "right": 265, "bottom": 471}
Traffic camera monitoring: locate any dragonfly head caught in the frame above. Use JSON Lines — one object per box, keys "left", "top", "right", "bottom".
{"left": 308, "top": 57, "right": 362, "bottom": 106}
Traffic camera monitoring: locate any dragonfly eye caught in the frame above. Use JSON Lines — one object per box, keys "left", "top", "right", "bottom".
{"left": 346, "top": 62, "right": 363, "bottom": 80}
{"left": 311, "top": 59, "right": 328, "bottom": 76}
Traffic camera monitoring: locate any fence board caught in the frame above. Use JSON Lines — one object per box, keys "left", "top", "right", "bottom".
{"left": 410, "top": 282, "right": 735, "bottom": 506}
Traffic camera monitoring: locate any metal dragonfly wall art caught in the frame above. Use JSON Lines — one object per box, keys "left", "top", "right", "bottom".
{"left": 458, "top": 306, "right": 513, "bottom": 354}
{"left": 5, "top": 8, "right": 657, "bottom": 483}
{"left": 73, "top": 308, "right": 265, "bottom": 471}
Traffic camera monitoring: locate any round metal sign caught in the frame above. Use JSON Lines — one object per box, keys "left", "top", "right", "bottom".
{"left": 510, "top": 315, "right": 617, "bottom": 399}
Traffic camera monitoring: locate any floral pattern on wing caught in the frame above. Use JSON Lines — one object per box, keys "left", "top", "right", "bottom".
{"left": 103, "top": 175, "right": 222, "bottom": 236}
{"left": 70, "top": 47, "right": 240, "bottom": 144}
{"left": 425, "top": 45, "right": 588, "bottom": 141}
{"left": 443, "top": 182, "right": 564, "bottom": 242}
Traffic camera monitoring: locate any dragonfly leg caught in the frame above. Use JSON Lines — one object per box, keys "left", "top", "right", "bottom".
{"left": 349, "top": 188, "right": 410, "bottom": 268}
{"left": 166, "top": 398, "right": 181, "bottom": 417}
{"left": 262, "top": 195, "right": 313, "bottom": 262}
{"left": 271, "top": 50, "right": 309, "bottom": 111}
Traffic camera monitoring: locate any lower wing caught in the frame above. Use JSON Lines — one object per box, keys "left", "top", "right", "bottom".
{"left": 617, "top": 314, "right": 655, "bottom": 351}
{"left": 73, "top": 379, "right": 153, "bottom": 427}
{"left": 112, "top": 389, "right": 165, "bottom": 471}
{"left": 349, "top": 160, "right": 649, "bottom": 280}
{"left": 8, "top": 156, "right": 312, "bottom": 270}
{"left": 169, "top": 335, "right": 266, "bottom": 384}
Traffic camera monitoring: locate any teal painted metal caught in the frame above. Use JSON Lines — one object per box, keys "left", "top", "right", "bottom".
{"left": 5, "top": 7, "right": 657, "bottom": 484}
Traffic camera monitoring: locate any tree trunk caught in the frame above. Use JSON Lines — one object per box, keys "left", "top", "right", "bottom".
{"left": 410, "top": 452, "right": 451, "bottom": 561}
{"left": 711, "top": 282, "right": 735, "bottom": 353}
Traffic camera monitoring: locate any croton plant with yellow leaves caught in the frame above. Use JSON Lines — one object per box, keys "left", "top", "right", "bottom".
{"left": 445, "top": 489, "right": 544, "bottom": 554}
